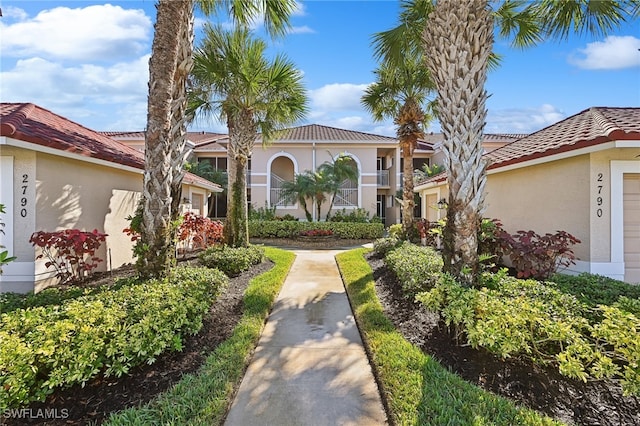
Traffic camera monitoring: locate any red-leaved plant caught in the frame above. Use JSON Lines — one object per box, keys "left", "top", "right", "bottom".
{"left": 499, "top": 229, "right": 581, "bottom": 280}
{"left": 300, "top": 229, "right": 333, "bottom": 237}
{"left": 29, "top": 229, "right": 108, "bottom": 283}
{"left": 177, "top": 212, "right": 224, "bottom": 252}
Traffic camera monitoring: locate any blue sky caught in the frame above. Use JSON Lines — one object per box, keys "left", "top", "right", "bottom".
{"left": 1, "top": 1, "right": 639, "bottom": 137}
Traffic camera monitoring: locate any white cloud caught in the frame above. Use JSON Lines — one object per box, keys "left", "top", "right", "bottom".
{"left": 309, "top": 83, "right": 369, "bottom": 110}
{"left": 485, "top": 104, "right": 565, "bottom": 134}
{"left": 1, "top": 56, "right": 150, "bottom": 130}
{"left": 569, "top": 35, "right": 640, "bottom": 70}
{"left": 288, "top": 25, "right": 315, "bottom": 34}
{"left": 0, "top": 5, "right": 151, "bottom": 61}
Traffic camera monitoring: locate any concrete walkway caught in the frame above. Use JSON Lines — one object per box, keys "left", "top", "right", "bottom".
{"left": 224, "top": 249, "right": 388, "bottom": 426}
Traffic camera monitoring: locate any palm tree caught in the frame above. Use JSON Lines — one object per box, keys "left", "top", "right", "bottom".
{"left": 423, "top": 0, "right": 638, "bottom": 286}
{"left": 141, "top": 0, "right": 297, "bottom": 277}
{"left": 280, "top": 174, "right": 315, "bottom": 222}
{"left": 361, "top": 56, "right": 435, "bottom": 236}
{"left": 318, "top": 153, "right": 360, "bottom": 221}
{"left": 188, "top": 25, "right": 308, "bottom": 247}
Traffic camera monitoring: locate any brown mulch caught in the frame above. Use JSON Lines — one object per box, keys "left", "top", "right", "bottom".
{"left": 3, "top": 256, "right": 274, "bottom": 426}
{"left": 365, "top": 251, "right": 640, "bottom": 426}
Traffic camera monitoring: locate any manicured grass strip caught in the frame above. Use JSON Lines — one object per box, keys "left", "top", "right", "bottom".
{"left": 336, "top": 248, "right": 563, "bottom": 426}
{"left": 104, "top": 247, "right": 295, "bottom": 426}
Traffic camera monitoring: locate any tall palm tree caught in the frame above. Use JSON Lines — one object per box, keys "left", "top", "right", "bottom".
{"left": 423, "top": 0, "right": 638, "bottom": 287}
{"left": 361, "top": 57, "right": 435, "bottom": 236}
{"left": 188, "top": 25, "right": 308, "bottom": 247}
{"left": 318, "top": 153, "right": 360, "bottom": 221}
{"left": 141, "top": 0, "right": 297, "bottom": 277}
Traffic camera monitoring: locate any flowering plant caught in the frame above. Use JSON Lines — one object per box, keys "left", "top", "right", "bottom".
{"left": 299, "top": 229, "right": 333, "bottom": 237}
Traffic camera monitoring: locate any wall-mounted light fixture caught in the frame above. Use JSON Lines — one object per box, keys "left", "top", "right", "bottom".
{"left": 437, "top": 198, "right": 448, "bottom": 209}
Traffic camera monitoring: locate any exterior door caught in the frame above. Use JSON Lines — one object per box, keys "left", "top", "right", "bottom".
{"left": 623, "top": 174, "right": 640, "bottom": 283}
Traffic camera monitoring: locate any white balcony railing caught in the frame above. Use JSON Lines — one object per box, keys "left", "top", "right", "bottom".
{"left": 270, "top": 173, "right": 292, "bottom": 207}
{"left": 377, "top": 170, "right": 389, "bottom": 187}
{"left": 335, "top": 179, "right": 358, "bottom": 207}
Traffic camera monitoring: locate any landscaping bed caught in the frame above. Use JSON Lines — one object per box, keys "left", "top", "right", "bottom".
{"left": 365, "top": 251, "right": 640, "bottom": 426}
{"left": 1, "top": 257, "right": 274, "bottom": 425}
{"left": 251, "top": 237, "right": 373, "bottom": 249}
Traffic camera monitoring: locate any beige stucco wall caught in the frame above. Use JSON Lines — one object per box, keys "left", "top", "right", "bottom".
{"left": 485, "top": 155, "right": 591, "bottom": 261}
{"left": 35, "top": 153, "right": 142, "bottom": 281}
{"left": 250, "top": 143, "right": 381, "bottom": 220}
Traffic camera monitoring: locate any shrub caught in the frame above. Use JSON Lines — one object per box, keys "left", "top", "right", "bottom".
{"left": 388, "top": 223, "right": 403, "bottom": 239}
{"left": 329, "top": 208, "right": 371, "bottom": 223}
{"left": 299, "top": 229, "right": 333, "bottom": 237}
{"left": 416, "top": 272, "right": 640, "bottom": 396}
{"left": 500, "top": 229, "right": 581, "bottom": 280}
{"left": 0, "top": 266, "right": 227, "bottom": 408}
{"left": 384, "top": 242, "right": 443, "bottom": 297}
{"left": 29, "top": 229, "right": 108, "bottom": 284}
{"left": 372, "top": 236, "right": 402, "bottom": 257}
{"left": 0, "top": 204, "right": 17, "bottom": 274}
{"left": 199, "top": 245, "right": 265, "bottom": 277}
{"left": 248, "top": 220, "right": 384, "bottom": 240}
{"left": 177, "top": 212, "right": 223, "bottom": 252}
{"left": 549, "top": 273, "right": 640, "bottom": 310}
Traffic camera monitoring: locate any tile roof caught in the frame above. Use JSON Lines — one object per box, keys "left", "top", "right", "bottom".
{"left": 275, "top": 124, "right": 397, "bottom": 142}
{"left": 415, "top": 107, "right": 640, "bottom": 188}
{"left": 487, "top": 107, "right": 640, "bottom": 169}
{"left": 0, "top": 103, "right": 220, "bottom": 191}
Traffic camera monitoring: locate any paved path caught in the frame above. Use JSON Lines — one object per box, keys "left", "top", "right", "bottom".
{"left": 224, "top": 249, "right": 388, "bottom": 426}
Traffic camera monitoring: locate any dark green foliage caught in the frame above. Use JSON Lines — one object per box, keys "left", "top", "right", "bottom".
{"left": 199, "top": 244, "right": 265, "bottom": 277}
{"left": 549, "top": 273, "right": 640, "bottom": 310}
{"left": 248, "top": 220, "right": 384, "bottom": 239}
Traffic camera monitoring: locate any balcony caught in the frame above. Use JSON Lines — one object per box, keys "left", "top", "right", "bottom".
{"left": 377, "top": 170, "right": 390, "bottom": 188}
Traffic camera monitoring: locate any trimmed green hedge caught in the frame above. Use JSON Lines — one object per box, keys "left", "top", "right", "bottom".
{"left": 248, "top": 220, "right": 384, "bottom": 239}
{"left": 199, "top": 245, "right": 265, "bottom": 277}
{"left": 0, "top": 266, "right": 228, "bottom": 409}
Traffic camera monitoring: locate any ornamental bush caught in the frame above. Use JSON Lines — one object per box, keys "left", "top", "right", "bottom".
{"left": 384, "top": 242, "right": 443, "bottom": 297}
{"left": 199, "top": 245, "right": 265, "bottom": 277}
{"left": 372, "top": 236, "right": 402, "bottom": 257}
{"left": 0, "top": 266, "right": 227, "bottom": 408}
{"left": 29, "top": 229, "right": 108, "bottom": 284}
{"left": 416, "top": 272, "right": 640, "bottom": 396}
{"left": 248, "top": 220, "right": 384, "bottom": 239}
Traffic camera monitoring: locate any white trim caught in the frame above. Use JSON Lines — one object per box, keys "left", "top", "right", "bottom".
{"left": 250, "top": 183, "right": 268, "bottom": 187}
{"left": 611, "top": 161, "right": 640, "bottom": 268}
{"left": 360, "top": 183, "right": 378, "bottom": 187}
{"left": 360, "top": 172, "right": 378, "bottom": 177}
{"left": 565, "top": 260, "right": 625, "bottom": 281}
{"left": 2, "top": 137, "right": 142, "bottom": 174}
{"left": 266, "top": 152, "right": 299, "bottom": 209}
{"left": 487, "top": 140, "right": 635, "bottom": 175}
{"left": 0, "top": 156, "right": 14, "bottom": 255}
{"left": 250, "top": 172, "right": 268, "bottom": 177}
{"left": 614, "top": 140, "right": 640, "bottom": 148}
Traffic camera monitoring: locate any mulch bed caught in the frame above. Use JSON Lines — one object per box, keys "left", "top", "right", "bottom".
{"left": 365, "top": 251, "right": 640, "bottom": 426}
{"left": 3, "top": 257, "right": 274, "bottom": 426}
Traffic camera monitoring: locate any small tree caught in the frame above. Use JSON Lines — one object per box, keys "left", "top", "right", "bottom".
{"left": 318, "top": 153, "right": 359, "bottom": 221}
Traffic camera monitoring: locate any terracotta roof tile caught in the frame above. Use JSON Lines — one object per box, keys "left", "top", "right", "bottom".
{"left": 1, "top": 103, "right": 220, "bottom": 191}
{"left": 276, "top": 124, "right": 397, "bottom": 142}
{"left": 487, "top": 107, "right": 640, "bottom": 169}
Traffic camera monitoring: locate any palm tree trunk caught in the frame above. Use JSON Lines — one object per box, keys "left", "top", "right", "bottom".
{"left": 401, "top": 139, "right": 416, "bottom": 236}
{"left": 140, "top": 0, "right": 193, "bottom": 279}
{"left": 169, "top": 1, "right": 195, "bottom": 223}
{"left": 424, "top": 0, "right": 492, "bottom": 287}
{"left": 224, "top": 111, "right": 256, "bottom": 247}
